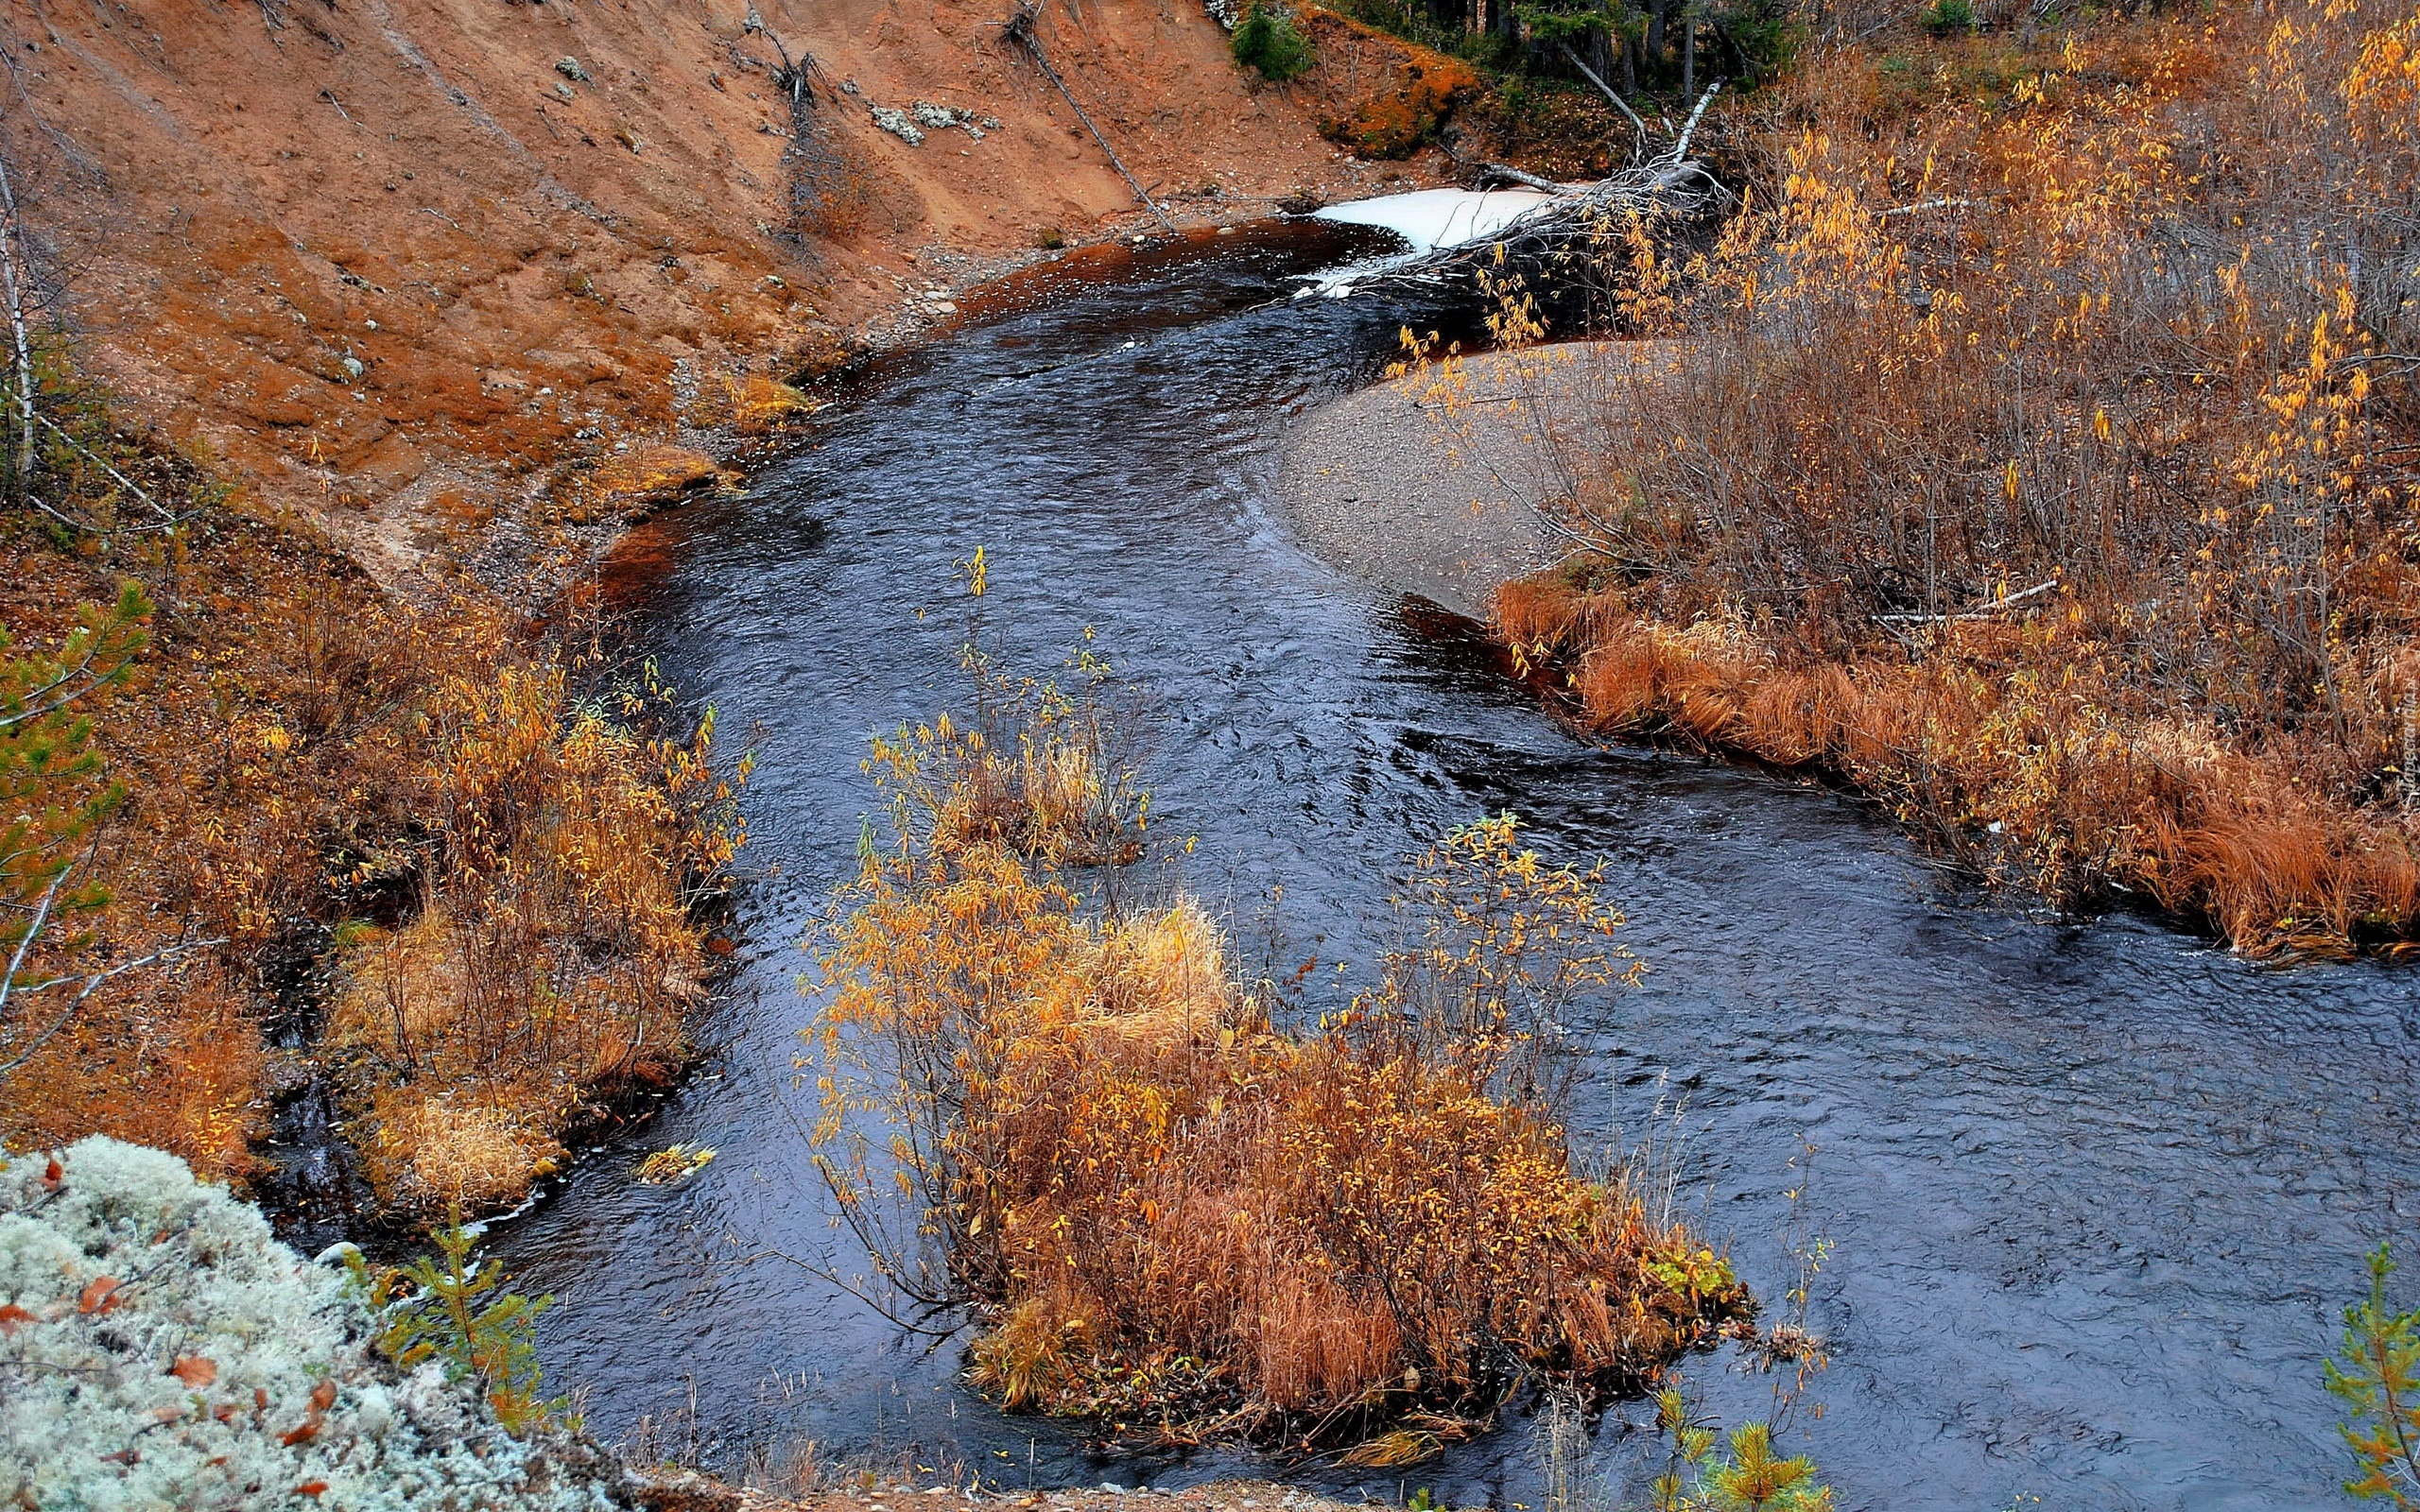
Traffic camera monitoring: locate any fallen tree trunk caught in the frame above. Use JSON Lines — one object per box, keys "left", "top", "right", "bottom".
{"left": 1340, "top": 84, "right": 1731, "bottom": 296}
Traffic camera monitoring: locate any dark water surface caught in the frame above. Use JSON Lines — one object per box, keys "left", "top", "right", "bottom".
{"left": 492, "top": 222, "right": 2420, "bottom": 1512}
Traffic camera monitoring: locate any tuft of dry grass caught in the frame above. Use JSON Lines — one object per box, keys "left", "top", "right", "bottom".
{"left": 1483, "top": 2, "right": 2420, "bottom": 956}
{"left": 558, "top": 441, "right": 721, "bottom": 524}
{"left": 808, "top": 646, "right": 1743, "bottom": 1451}
{"left": 325, "top": 619, "right": 744, "bottom": 1216}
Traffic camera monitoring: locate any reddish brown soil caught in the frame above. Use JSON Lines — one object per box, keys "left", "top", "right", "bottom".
{"left": 3, "top": 0, "right": 1462, "bottom": 576}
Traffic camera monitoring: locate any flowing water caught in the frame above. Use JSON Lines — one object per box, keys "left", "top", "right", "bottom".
{"left": 488, "top": 221, "right": 2420, "bottom": 1512}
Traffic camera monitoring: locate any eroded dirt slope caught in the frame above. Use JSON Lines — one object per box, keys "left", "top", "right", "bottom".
{"left": 5, "top": 0, "right": 1449, "bottom": 576}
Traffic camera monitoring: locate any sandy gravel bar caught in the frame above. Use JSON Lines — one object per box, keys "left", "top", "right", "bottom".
{"left": 1274, "top": 341, "right": 1659, "bottom": 620}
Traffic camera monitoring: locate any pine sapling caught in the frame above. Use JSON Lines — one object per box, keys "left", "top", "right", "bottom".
{"left": 349, "top": 1213, "right": 568, "bottom": 1436}
{"left": 2329, "top": 1244, "right": 2420, "bottom": 1505}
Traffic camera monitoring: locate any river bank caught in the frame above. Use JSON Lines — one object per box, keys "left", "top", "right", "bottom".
{"left": 1270, "top": 339, "right": 1695, "bottom": 619}
{"left": 687, "top": 1479, "right": 1451, "bottom": 1512}
{"left": 3, "top": 0, "right": 1481, "bottom": 589}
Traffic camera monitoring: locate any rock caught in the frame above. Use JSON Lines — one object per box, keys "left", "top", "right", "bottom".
{"left": 911, "top": 101, "right": 984, "bottom": 139}
{"left": 871, "top": 105, "right": 925, "bottom": 146}
{"left": 554, "top": 56, "right": 589, "bottom": 82}
{"left": 629, "top": 1468, "right": 742, "bottom": 1512}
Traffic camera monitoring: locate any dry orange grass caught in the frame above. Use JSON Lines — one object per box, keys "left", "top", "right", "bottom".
{"left": 559, "top": 441, "right": 721, "bottom": 524}
{"left": 4, "top": 474, "right": 743, "bottom": 1210}
{"left": 327, "top": 627, "right": 742, "bottom": 1216}
{"left": 810, "top": 675, "right": 1743, "bottom": 1448}
{"left": 1487, "top": 2, "right": 2420, "bottom": 955}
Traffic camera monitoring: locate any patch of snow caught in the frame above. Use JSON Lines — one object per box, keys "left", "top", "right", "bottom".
{"left": 1303, "top": 187, "right": 1563, "bottom": 296}
{"left": 1314, "top": 187, "right": 1557, "bottom": 252}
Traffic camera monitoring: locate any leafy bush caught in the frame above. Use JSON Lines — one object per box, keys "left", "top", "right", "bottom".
{"left": 1485, "top": 0, "right": 2420, "bottom": 956}
{"left": 1234, "top": 4, "right": 1316, "bottom": 82}
{"left": 0, "top": 1137, "right": 621, "bottom": 1509}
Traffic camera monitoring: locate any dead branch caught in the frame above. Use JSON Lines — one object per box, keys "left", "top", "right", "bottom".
{"left": 0, "top": 927, "right": 229, "bottom": 1080}
{"left": 1871, "top": 578, "right": 2060, "bottom": 625}
{"left": 1668, "top": 80, "right": 1720, "bottom": 163}
{"left": 743, "top": 7, "right": 828, "bottom": 113}
{"left": 1558, "top": 42, "right": 1646, "bottom": 165}
{"left": 1001, "top": 4, "right": 1175, "bottom": 232}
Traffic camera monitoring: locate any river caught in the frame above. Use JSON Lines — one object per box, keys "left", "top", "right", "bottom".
{"left": 488, "top": 219, "right": 2420, "bottom": 1512}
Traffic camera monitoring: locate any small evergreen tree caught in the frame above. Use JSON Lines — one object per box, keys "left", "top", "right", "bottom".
{"left": 2330, "top": 1244, "right": 2420, "bottom": 1505}
{"left": 350, "top": 1214, "right": 568, "bottom": 1437}
{"left": 1651, "top": 1387, "right": 1834, "bottom": 1512}
{"left": 0, "top": 581, "right": 151, "bottom": 1078}
{"left": 1233, "top": 4, "right": 1316, "bottom": 81}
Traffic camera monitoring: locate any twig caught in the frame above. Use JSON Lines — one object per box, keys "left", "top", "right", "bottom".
{"left": 317, "top": 88, "right": 354, "bottom": 125}
{"left": 12, "top": 401, "right": 175, "bottom": 521}
{"left": 1876, "top": 197, "right": 1984, "bottom": 217}
{"left": 1475, "top": 162, "right": 1565, "bottom": 193}
{"left": 738, "top": 1243, "right": 964, "bottom": 1336}
{"left": 1871, "top": 578, "right": 2059, "bottom": 624}
{"left": 0, "top": 935, "right": 228, "bottom": 1079}
{"left": 1000, "top": 5, "right": 1175, "bottom": 232}
{"left": 22, "top": 492, "right": 191, "bottom": 537}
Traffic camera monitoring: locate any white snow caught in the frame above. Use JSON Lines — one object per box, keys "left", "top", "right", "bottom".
{"left": 1314, "top": 187, "right": 1556, "bottom": 252}
{"left": 1302, "top": 187, "right": 1563, "bottom": 296}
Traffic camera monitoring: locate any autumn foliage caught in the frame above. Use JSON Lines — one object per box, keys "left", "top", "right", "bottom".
{"left": 807, "top": 644, "right": 1743, "bottom": 1452}
{"left": 1474, "top": 0, "right": 2420, "bottom": 955}
{"left": 1, "top": 360, "right": 742, "bottom": 1213}
{"left": 328, "top": 621, "right": 746, "bottom": 1215}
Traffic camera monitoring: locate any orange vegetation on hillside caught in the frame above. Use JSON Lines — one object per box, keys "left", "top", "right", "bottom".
{"left": 1476, "top": 1, "right": 2420, "bottom": 956}
{"left": 1304, "top": 9, "right": 1489, "bottom": 160}
{"left": 806, "top": 643, "right": 1744, "bottom": 1451}
{"left": 1, "top": 363, "right": 743, "bottom": 1210}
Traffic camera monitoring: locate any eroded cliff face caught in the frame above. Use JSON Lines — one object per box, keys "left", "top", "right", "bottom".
{"left": 5, "top": 0, "right": 1447, "bottom": 576}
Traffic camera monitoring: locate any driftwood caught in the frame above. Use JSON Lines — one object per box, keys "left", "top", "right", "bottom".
{"left": 1872, "top": 578, "right": 2060, "bottom": 625}
{"left": 1337, "top": 83, "right": 1731, "bottom": 295}
{"left": 1001, "top": 4, "right": 1175, "bottom": 233}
